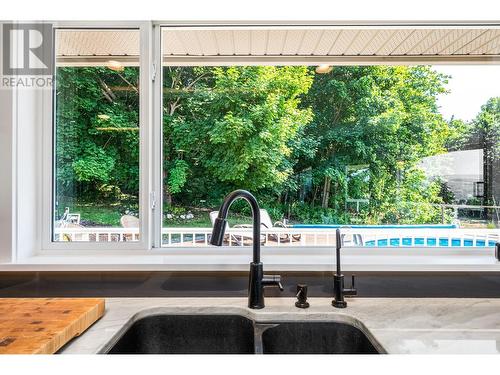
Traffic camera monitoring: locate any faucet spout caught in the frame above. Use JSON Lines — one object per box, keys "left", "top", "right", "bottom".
{"left": 209, "top": 189, "right": 261, "bottom": 263}
{"left": 210, "top": 189, "right": 283, "bottom": 309}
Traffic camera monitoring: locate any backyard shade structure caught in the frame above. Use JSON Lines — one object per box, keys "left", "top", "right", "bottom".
{"left": 161, "top": 27, "right": 500, "bottom": 58}
{"left": 55, "top": 25, "right": 500, "bottom": 66}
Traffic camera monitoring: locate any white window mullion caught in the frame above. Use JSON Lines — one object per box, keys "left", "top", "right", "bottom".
{"left": 151, "top": 23, "right": 164, "bottom": 249}
{"left": 138, "top": 21, "right": 154, "bottom": 251}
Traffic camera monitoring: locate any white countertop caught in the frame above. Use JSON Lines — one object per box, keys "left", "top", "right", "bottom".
{"left": 60, "top": 297, "right": 500, "bottom": 354}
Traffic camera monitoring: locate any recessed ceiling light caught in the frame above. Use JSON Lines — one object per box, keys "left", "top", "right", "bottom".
{"left": 107, "top": 60, "right": 124, "bottom": 72}
{"left": 315, "top": 65, "right": 333, "bottom": 74}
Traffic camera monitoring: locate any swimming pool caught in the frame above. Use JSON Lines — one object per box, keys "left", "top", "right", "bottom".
{"left": 364, "top": 237, "right": 496, "bottom": 247}
{"left": 291, "top": 224, "right": 497, "bottom": 247}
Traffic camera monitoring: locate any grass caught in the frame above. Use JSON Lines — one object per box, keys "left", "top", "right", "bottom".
{"left": 60, "top": 201, "right": 254, "bottom": 228}
{"left": 59, "top": 200, "right": 499, "bottom": 229}
{"left": 59, "top": 201, "right": 125, "bottom": 227}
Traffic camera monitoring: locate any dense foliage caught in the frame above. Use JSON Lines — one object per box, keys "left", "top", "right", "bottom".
{"left": 55, "top": 65, "right": 495, "bottom": 226}
{"left": 459, "top": 97, "right": 500, "bottom": 211}
{"left": 295, "top": 66, "right": 450, "bottom": 224}
{"left": 163, "top": 66, "right": 313, "bottom": 206}
{"left": 55, "top": 67, "right": 140, "bottom": 221}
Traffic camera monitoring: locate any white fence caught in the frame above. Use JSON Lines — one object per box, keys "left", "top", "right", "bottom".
{"left": 54, "top": 227, "right": 500, "bottom": 248}
{"left": 54, "top": 227, "right": 140, "bottom": 242}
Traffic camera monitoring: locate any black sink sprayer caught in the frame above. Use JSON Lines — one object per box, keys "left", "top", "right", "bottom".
{"left": 295, "top": 284, "right": 310, "bottom": 308}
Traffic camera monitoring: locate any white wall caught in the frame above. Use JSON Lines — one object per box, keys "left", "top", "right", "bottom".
{"left": 0, "top": 83, "right": 15, "bottom": 263}
{"left": 14, "top": 86, "right": 44, "bottom": 260}
{"left": 419, "top": 149, "right": 483, "bottom": 201}
{"left": 0, "top": 25, "right": 15, "bottom": 263}
{"left": 0, "top": 23, "right": 44, "bottom": 262}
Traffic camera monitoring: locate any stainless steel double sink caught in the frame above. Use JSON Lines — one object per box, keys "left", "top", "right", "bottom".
{"left": 105, "top": 314, "right": 383, "bottom": 354}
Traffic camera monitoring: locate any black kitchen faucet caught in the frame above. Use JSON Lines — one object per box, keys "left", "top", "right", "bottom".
{"left": 210, "top": 189, "right": 283, "bottom": 309}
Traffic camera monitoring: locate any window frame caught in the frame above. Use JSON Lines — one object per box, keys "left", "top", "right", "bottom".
{"left": 28, "top": 21, "right": 500, "bottom": 271}
{"left": 156, "top": 22, "right": 500, "bottom": 253}
{"left": 41, "top": 21, "right": 154, "bottom": 251}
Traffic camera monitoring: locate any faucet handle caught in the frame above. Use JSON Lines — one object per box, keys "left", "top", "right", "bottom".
{"left": 278, "top": 280, "right": 284, "bottom": 291}
{"left": 263, "top": 274, "right": 284, "bottom": 291}
{"left": 343, "top": 274, "right": 357, "bottom": 296}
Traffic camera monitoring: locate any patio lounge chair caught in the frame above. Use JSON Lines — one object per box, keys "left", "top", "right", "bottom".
{"left": 120, "top": 215, "right": 139, "bottom": 241}
{"left": 260, "top": 210, "right": 301, "bottom": 243}
{"left": 339, "top": 226, "right": 363, "bottom": 246}
{"left": 55, "top": 207, "right": 88, "bottom": 241}
{"left": 209, "top": 209, "right": 300, "bottom": 245}
{"left": 209, "top": 211, "right": 259, "bottom": 245}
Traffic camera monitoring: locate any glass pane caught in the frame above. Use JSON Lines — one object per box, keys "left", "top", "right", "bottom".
{"left": 161, "top": 28, "right": 500, "bottom": 249}
{"left": 53, "top": 29, "right": 140, "bottom": 242}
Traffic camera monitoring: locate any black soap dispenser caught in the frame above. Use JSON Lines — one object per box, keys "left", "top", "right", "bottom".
{"left": 295, "top": 284, "right": 310, "bottom": 308}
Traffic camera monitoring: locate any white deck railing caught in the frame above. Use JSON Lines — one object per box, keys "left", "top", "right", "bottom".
{"left": 54, "top": 227, "right": 140, "bottom": 242}
{"left": 53, "top": 227, "right": 500, "bottom": 247}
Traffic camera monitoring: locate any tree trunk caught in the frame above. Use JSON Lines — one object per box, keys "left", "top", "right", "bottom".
{"left": 322, "top": 176, "right": 331, "bottom": 209}
{"left": 312, "top": 185, "right": 319, "bottom": 205}
{"left": 163, "top": 168, "right": 172, "bottom": 207}
{"left": 164, "top": 191, "right": 172, "bottom": 207}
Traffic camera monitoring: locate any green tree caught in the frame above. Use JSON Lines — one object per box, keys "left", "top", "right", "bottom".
{"left": 55, "top": 66, "right": 140, "bottom": 210}
{"left": 295, "top": 66, "right": 450, "bottom": 223}
{"left": 55, "top": 64, "right": 467, "bottom": 227}
{"left": 163, "top": 66, "right": 314, "bottom": 206}
{"left": 471, "top": 98, "right": 500, "bottom": 218}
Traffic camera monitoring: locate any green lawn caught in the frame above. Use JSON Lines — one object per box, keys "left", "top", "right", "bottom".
{"left": 59, "top": 201, "right": 254, "bottom": 228}
{"left": 58, "top": 202, "right": 125, "bottom": 227}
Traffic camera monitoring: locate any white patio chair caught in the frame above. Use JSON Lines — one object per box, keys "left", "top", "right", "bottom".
{"left": 209, "top": 209, "right": 300, "bottom": 245}
{"left": 120, "top": 215, "right": 139, "bottom": 241}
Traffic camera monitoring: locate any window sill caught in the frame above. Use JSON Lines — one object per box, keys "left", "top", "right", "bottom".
{"left": 1, "top": 247, "right": 499, "bottom": 272}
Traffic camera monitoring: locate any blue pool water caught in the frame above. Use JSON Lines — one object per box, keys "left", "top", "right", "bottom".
{"left": 364, "top": 238, "right": 496, "bottom": 247}
{"left": 290, "top": 224, "right": 495, "bottom": 247}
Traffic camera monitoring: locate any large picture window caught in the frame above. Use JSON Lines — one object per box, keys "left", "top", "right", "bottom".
{"left": 46, "top": 25, "right": 500, "bottom": 257}
{"left": 159, "top": 27, "right": 500, "bottom": 249}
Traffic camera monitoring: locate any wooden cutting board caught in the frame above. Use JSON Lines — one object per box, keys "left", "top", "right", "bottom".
{"left": 0, "top": 298, "right": 105, "bottom": 354}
